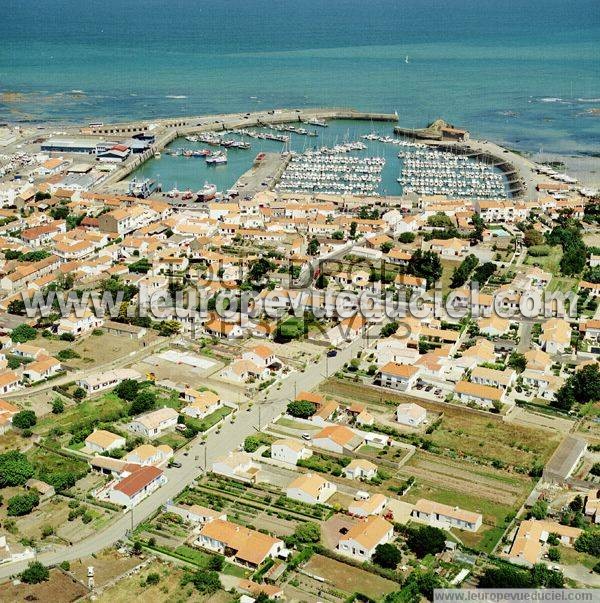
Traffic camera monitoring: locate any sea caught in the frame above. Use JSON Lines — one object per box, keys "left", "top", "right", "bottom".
{"left": 1, "top": 0, "right": 598, "bottom": 156}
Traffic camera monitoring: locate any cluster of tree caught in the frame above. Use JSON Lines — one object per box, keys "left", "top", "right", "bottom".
{"left": 20, "top": 561, "right": 49, "bottom": 584}
{"left": 128, "top": 258, "right": 152, "bottom": 274}
{"left": 523, "top": 228, "right": 545, "bottom": 248}
{"left": 399, "top": 232, "right": 415, "bottom": 244}
{"left": 479, "top": 563, "right": 563, "bottom": 589}
{"left": 0, "top": 451, "right": 35, "bottom": 487}
{"left": 553, "top": 363, "right": 600, "bottom": 411}
{"left": 358, "top": 207, "right": 379, "bottom": 220}
{"left": 372, "top": 542, "right": 402, "bottom": 569}
{"left": 308, "top": 237, "right": 320, "bottom": 256}
{"left": 472, "top": 261, "right": 496, "bottom": 285}
{"left": 546, "top": 216, "right": 587, "bottom": 276}
{"left": 12, "top": 410, "right": 37, "bottom": 430}
{"left": 3, "top": 249, "right": 51, "bottom": 262}
{"left": 380, "top": 321, "right": 399, "bottom": 338}
{"left": 407, "top": 250, "right": 442, "bottom": 287}
{"left": 583, "top": 265, "right": 600, "bottom": 284}
{"left": 574, "top": 529, "right": 600, "bottom": 557}
{"left": 243, "top": 434, "right": 271, "bottom": 453}
{"left": 101, "top": 276, "right": 139, "bottom": 302}
{"left": 182, "top": 569, "right": 222, "bottom": 595}
{"left": 470, "top": 214, "right": 486, "bottom": 243}
{"left": 7, "top": 491, "right": 40, "bottom": 516}
{"left": 285, "top": 522, "right": 321, "bottom": 548}
{"left": 426, "top": 213, "right": 454, "bottom": 228}
{"left": 247, "top": 258, "right": 276, "bottom": 286}
{"left": 286, "top": 400, "right": 316, "bottom": 419}
{"left": 383, "top": 570, "right": 444, "bottom": 602}
{"left": 507, "top": 352, "right": 527, "bottom": 373}
{"left": 10, "top": 323, "right": 37, "bottom": 343}
{"left": 405, "top": 525, "right": 446, "bottom": 558}
{"left": 450, "top": 254, "right": 479, "bottom": 288}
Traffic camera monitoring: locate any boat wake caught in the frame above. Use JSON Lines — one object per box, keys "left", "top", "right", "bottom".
{"left": 166, "top": 95, "right": 187, "bottom": 99}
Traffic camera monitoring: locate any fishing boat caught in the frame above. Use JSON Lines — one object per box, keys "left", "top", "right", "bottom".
{"left": 128, "top": 177, "right": 161, "bottom": 199}
{"left": 206, "top": 151, "right": 227, "bottom": 165}
{"left": 154, "top": 152, "right": 161, "bottom": 159}
{"left": 305, "top": 118, "right": 328, "bottom": 127}
{"left": 181, "top": 190, "right": 194, "bottom": 201}
{"left": 196, "top": 181, "right": 217, "bottom": 201}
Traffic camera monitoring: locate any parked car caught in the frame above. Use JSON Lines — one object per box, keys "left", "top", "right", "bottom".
{"left": 301, "top": 433, "right": 311, "bottom": 441}
{"left": 327, "top": 349, "right": 338, "bottom": 357}
{"left": 170, "top": 461, "right": 182, "bottom": 468}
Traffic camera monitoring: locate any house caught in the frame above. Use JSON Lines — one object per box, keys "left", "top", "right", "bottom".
{"left": 524, "top": 348, "right": 552, "bottom": 373}
{"left": 312, "top": 425, "right": 363, "bottom": 454}
{"left": 76, "top": 368, "right": 141, "bottom": 394}
{"left": 348, "top": 493, "right": 388, "bottom": 518}
{"left": 204, "top": 315, "right": 244, "bottom": 339}
{"left": 181, "top": 389, "right": 222, "bottom": 420}
{"left": 508, "top": 519, "right": 582, "bottom": 566}
{"left": 470, "top": 366, "right": 515, "bottom": 389}
{"left": 411, "top": 499, "right": 482, "bottom": 532}
{"left": 221, "top": 359, "right": 268, "bottom": 383}
{"left": 128, "top": 407, "right": 179, "bottom": 439}
{"left": 25, "top": 479, "right": 55, "bottom": 500}
{"left": 584, "top": 489, "right": 600, "bottom": 524}
{"left": 477, "top": 315, "right": 511, "bottom": 337}
{"left": 57, "top": 310, "right": 103, "bottom": 337}
{"left": 540, "top": 318, "right": 571, "bottom": 355}
{"left": 423, "top": 237, "right": 470, "bottom": 258}
{"left": 241, "top": 345, "right": 280, "bottom": 370}
{"left": 124, "top": 444, "right": 173, "bottom": 466}
{"left": 394, "top": 273, "right": 427, "bottom": 293}
{"left": 455, "top": 380, "right": 504, "bottom": 408}
{"left": 286, "top": 473, "right": 337, "bottom": 505}
{"left": 271, "top": 439, "right": 312, "bottom": 465}
{"left": 378, "top": 362, "right": 420, "bottom": 391}
{"left": 165, "top": 502, "right": 227, "bottom": 525}
{"left": 0, "top": 399, "right": 19, "bottom": 435}
{"left": 0, "top": 371, "right": 21, "bottom": 395}
{"left": 108, "top": 466, "right": 166, "bottom": 509}
{"left": 195, "top": 519, "right": 284, "bottom": 567}
{"left": 212, "top": 451, "right": 261, "bottom": 483}
{"left": 21, "top": 356, "right": 61, "bottom": 382}
{"left": 542, "top": 435, "right": 587, "bottom": 484}
{"left": 396, "top": 403, "right": 427, "bottom": 427}
{"left": 344, "top": 459, "right": 377, "bottom": 480}
{"left": 85, "top": 429, "right": 126, "bottom": 454}
{"left": 337, "top": 516, "right": 394, "bottom": 561}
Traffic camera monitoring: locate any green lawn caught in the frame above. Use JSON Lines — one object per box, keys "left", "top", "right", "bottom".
{"left": 524, "top": 245, "right": 563, "bottom": 275}
{"left": 34, "top": 393, "right": 126, "bottom": 435}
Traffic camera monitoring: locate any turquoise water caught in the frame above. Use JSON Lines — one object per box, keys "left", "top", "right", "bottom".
{"left": 1, "top": 0, "right": 599, "bottom": 155}
{"left": 132, "top": 120, "right": 507, "bottom": 195}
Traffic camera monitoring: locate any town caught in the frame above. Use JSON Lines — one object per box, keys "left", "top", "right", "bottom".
{"left": 0, "top": 109, "right": 598, "bottom": 602}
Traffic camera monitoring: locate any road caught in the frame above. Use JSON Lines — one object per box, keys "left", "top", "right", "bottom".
{"left": 0, "top": 326, "right": 377, "bottom": 580}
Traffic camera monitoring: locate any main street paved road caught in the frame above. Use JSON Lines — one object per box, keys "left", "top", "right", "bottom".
{"left": 0, "top": 326, "right": 378, "bottom": 580}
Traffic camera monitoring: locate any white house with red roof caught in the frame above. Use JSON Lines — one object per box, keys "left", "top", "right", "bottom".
{"left": 108, "top": 465, "right": 166, "bottom": 509}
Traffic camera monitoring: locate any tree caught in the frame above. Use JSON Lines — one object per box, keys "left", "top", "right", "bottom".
{"left": 523, "top": 229, "right": 544, "bottom": 247}
{"left": 547, "top": 547, "right": 561, "bottom": 562}
{"left": 286, "top": 400, "right": 315, "bottom": 418}
{"left": 479, "top": 566, "right": 533, "bottom": 588}
{"left": 20, "top": 561, "right": 49, "bottom": 584}
{"left": 308, "top": 237, "right": 320, "bottom": 256}
{"left": 473, "top": 262, "right": 496, "bottom": 285}
{"left": 129, "top": 390, "right": 156, "bottom": 416}
{"left": 427, "top": 212, "right": 453, "bottom": 228}
{"left": 191, "top": 570, "right": 221, "bottom": 594}
{"left": 530, "top": 500, "right": 548, "bottom": 520}
{"left": 10, "top": 323, "right": 37, "bottom": 343}
{"left": 349, "top": 221, "right": 358, "bottom": 239}
{"left": 574, "top": 529, "right": 600, "bottom": 557}
{"left": 381, "top": 241, "right": 394, "bottom": 254}
{"left": 591, "top": 462, "right": 600, "bottom": 477}
{"left": 7, "top": 492, "right": 40, "bottom": 516}
{"left": 7, "top": 299, "right": 26, "bottom": 315}
{"left": 157, "top": 320, "right": 181, "bottom": 336}
{"left": 399, "top": 232, "right": 415, "bottom": 244}
{"left": 407, "top": 250, "right": 442, "bottom": 287}
{"left": 73, "top": 387, "right": 87, "bottom": 401}
{"left": 560, "top": 243, "right": 586, "bottom": 276}
{"left": 293, "top": 522, "right": 321, "bottom": 544}
{"left": 115, "top": 379, "right": 141, "bottom": 401}
{"left": 507, "top": 352, "right": 527, "bottom": 373}
{"left": 372, "top": 543, "right": 401, "bottom": 569}
{"left": 380, "top": 322, "right": 399, "bottom": 338}
{"left": 450, "top": 254, "right": 478, "bottom": 288}
{"left": 207, "top": 555, "right": 224, "bottom": 571}
{"left": 0, "top": 451, "right": 35, "bottom": 487}
{"left": 248, "top": 258, "right": 275, "bottom": 284}
{"left": 569, "top": 495, "right": 584, "bottom": 512}
{"left": 12, "top": 410, "right": 37, "bottom": 430}
{"left": 243, "top": 435, "right": 264, "bottom": 453}
{"left": 331, "top": 230, "right": 344, "bottom": 240}
{"left": 553, "top": 363, "right": 600, "bottom": 411}
{"left": 146, "top": 572, "right": 160, "bottom": 585}
{"left": 132, "top": 540, "right": 143, "bottom": 554}
{"left": 52, "top": 398, "right": 65, "bottom": 414}
{"left": 406, "top": 525, "right": 446, "bottom": 558}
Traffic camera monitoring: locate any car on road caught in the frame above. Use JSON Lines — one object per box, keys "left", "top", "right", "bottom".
{"left": 170, "top": 461, "right": 182, "bottom": 468}
{"left": 326, "top": 349, "right": 338, "bottom": 357}
{"left": 301, "top": 433, "right": 311, "bottom": 440}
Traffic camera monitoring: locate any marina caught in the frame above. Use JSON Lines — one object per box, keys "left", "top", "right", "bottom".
{"left": 129, "top": 118, "right": 510, "bottom": 200}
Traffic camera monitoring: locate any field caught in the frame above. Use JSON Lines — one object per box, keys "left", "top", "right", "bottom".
{"left": 0, "top": 568, "right": 87, "bottom": 603}
{"left": 70, "top": 549, "right": 142, "bottom": 587}
{"left": 523, "top": 244, "right": 563, "bottom": 275}
{"left": 95, "top": 560, "right": 234, "bottom": 603}
{"left": 320, "top": 379, "right": 561, "bottom": 468}
{"left": 33, "top": 393, "right": 126, "bottom": 435}
{"left": 37, "top": 331, "right": 154, "bottom": 369}
{"left": 440, "top": 259, "right": 461, "bottom": 294}
{"left": 303, "top": 554, "right": 398, "bottom": 599}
